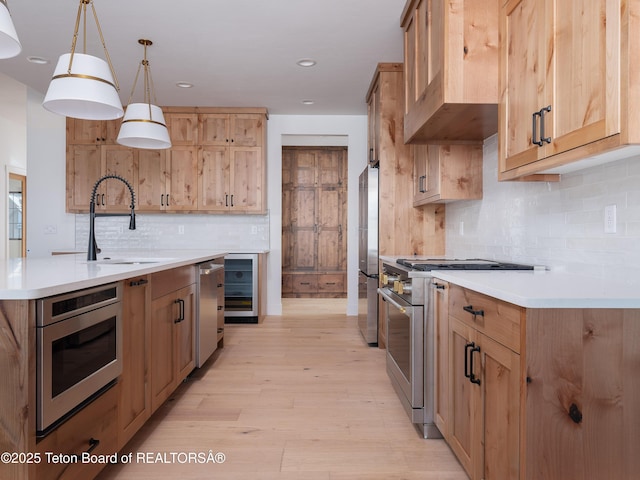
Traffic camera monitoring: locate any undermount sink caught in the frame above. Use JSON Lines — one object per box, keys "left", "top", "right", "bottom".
{"left": 94, "top": 257, "right": 174, "bottom": 265}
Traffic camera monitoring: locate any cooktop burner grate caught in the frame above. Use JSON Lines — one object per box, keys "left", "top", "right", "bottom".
{"left": 395, "top": 258, "right": 534, "bottom": 271}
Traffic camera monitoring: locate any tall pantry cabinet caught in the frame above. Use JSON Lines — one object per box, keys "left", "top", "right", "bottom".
{"left": 366, "top": 63, "right": 445, "bottom": 346}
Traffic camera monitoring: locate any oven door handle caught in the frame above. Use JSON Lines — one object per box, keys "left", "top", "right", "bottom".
{"left": 377, "top": 288, "right": 407, "bottom": 314}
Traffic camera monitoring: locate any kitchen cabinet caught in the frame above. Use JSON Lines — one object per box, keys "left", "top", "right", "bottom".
{"left": 498, "top": 0, "right": 640, "bottom": 180}
{"left": 412, "top": 144, "right": 483, "bottom": 206}
{"left": 67, "top": 117, "right": 121, "bottom": 145}
{"left": 401, "top": 0, "right": 499, "bottom": 143}
{"left": 282, "top": 146, "right": 348, "bottom": 297}
{"left": 150, "top": 266, "right": 196, "bottom": 412}
{"left": 446, "top": 285, "right": 521, "bottom": 480}
{"left": 35, "top": 385, "right": 118, "bottom": 480}
{"left": 118, "top": 275, "right": 150, "bottom": 449}
{"left": 432, "top": 279, "right": 449, "bottom": 438}
{"left": 366, "top": 63, "right": 445, "bottom": 259}
{"left": 198, "top": 111, "right": 265, "bottom": 212}
{"left": 66, "top": 107, "right": 267, "bottom": 214}
{"left": 66, "top": 144, "right": 136, "bottom": 213}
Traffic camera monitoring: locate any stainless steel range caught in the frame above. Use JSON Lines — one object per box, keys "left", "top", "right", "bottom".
{"left": 379, "top": 257, "right": 533, "bottom": 438}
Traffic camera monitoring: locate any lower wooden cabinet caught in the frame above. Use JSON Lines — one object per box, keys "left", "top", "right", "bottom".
{"left": 36, "top": 386, "right": 118, "bottom": 480}
{"left": 118, "top": 276, "right": 150, "bottom": 449}
{"left": 445, "top": 285, "right": 521, "bottom": 480}
{"left": 150, "top": 267, "right": 196, "bottom": 413}
{"left": 438, "top": 283, "right": 640, "bottom": 480}
{"left": 281, "top": 272, "right": 346, "bottom": 297}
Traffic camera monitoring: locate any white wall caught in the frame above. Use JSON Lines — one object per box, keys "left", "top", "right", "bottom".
{"left": 0, "top": 73, "right": 27, "bottom": 260}
{"left": 267, "top": 115, "right": 368, "bottom": 316}
{"left": 446, "top": 135, "right": 640, "bottom": 280}
{"left": 25, "top": 88, "right": 75, "bottom": 257}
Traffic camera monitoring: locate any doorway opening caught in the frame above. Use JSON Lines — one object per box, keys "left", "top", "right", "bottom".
{"left": 282, "top": 146, "right": 348, "bottom": 298}
{"left": 8, "top": 173, "right": 26, "bottom": 258}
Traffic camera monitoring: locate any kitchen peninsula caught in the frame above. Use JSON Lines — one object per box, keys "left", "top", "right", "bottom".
{"left": 0, "top": 250, "right": 227, "bottom": 480}
{"left": 428, "top": 269, "right": 640, "bottom": 480}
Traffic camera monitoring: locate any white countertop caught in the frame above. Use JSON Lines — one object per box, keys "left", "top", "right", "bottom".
{"left": 430, "top": 270, "right": 640, "bottom": 309}
{"left": 0, "top": 249, "right": 228, "bottom": 300}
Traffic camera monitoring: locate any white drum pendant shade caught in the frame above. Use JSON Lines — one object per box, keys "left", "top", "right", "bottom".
{"left": 116, "top": 103, "right": 171, "bottom": 149}
{"left": 43, "top": 53, "right": 124, "bottom": 120}
{"left": 0, "top": 1, "right": 21, "bottom": 59}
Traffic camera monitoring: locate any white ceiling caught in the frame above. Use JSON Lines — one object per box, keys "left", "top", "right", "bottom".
{"left": 0, "top": 0, "right": 406, "bottom": 115}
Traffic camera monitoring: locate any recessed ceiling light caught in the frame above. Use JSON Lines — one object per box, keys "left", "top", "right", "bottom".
{"left": 302, "top": 100, "right": 315, "bottom": 105}
{"left": 296, "top": 58, "right": 316, "bottom": 67}
{"left": 27, "top": 56, "right": 49, "bottom": 65}
{"left": 176, "top": 82, "right": 194, "bottom": 88}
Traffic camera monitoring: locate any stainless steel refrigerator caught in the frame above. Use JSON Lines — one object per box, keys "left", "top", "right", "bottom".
{"left": 358, "top": 166, "right": 379, "bottom": 345}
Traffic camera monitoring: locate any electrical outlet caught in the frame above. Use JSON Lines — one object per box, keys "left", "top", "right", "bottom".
{"left": 604, "top": 204, "right": 617, "bottom": 234}
{"left": 251, "top": 226, "right": 258, "bottom": 235}
{"left": 459, "top": 221, "right": 464, "bottom": 236}
{"left": 117, "top": 225, "right": 124, "bottom": 234}
{"left": 44, "top": 225, "right": 57, "bottom": 235}
{"left": 178, "top": 225, "right": 185, "bottom": 235}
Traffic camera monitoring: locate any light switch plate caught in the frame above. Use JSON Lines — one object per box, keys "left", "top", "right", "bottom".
{"left": 604, "top": 204, "right": 616, "bottom": 234}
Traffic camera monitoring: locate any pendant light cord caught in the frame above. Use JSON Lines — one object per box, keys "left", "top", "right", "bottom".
{"left": 66, "top": 0, "right": 119, "bottom": 90}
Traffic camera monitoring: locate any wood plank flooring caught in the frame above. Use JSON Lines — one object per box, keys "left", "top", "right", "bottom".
{"left": 97, "top": 299, "right": 467, "bottom": 480}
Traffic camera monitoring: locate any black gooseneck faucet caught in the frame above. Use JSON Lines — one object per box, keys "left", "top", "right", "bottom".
{"left": 87, "top": 174, "right": 136, "bottom": 261}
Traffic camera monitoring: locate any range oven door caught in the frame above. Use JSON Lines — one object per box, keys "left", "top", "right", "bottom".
{"left": 378, "top": 287, "right": 424, "bottom": 421}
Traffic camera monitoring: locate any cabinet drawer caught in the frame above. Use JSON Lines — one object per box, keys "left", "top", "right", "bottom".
{"left": 292, "top": 274, "right": 318, "bottom": 293}
{"left": 36, "top": 386, "right": 118, "bottom": 480}
{"left": 449, "top": 284, "right": 523, "bottom": 353}
{"left": 317, "top": 274, "right": 345, "bottom": 293}
{"left": 151, "top": 265, "right": 196, "bottom": 299}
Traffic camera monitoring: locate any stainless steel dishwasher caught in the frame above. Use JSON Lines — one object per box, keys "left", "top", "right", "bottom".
{"left": 196, "top": 262, "right": 224, "bottom": 367}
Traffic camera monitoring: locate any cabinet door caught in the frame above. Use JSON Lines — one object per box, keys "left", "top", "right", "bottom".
{"left": 166, "top": 146, "right": 198, "bottom": 211}
{"left": 166, "top": 112, "right": 198, "bottom": 145}
{"left": 67, "top": 118, "right": 105, "bottom": 145}
{"left": 476, "top": 332, "right": 520, "bottom": 480}
{"left": 150, "top": 292, "right": 177, "bottom": 412}
{"left": 199, "top": 114, "right": 230, "bottom": 146}
{"left": 500, "top": 0, "right": 548, "bottom": 171}
{"left": 199, "top": 145, "right": 229, "bottom": 211}
{"left": 102, "top": 145, "right": 136, "bottom": 212}
{"left": 175, "top": 284, "right": 197, "bottom": 382}
{"left": 230, "top": 114, "right": 263, "bottom": 147}
{"left": 433, "top": 280, "right": 449, "bottom": 438}
{"left": 448, "top": 317, "right": 475, "bottom": 478}
{"left": 367, "top": 82, "right": 380, "bottom": 164}
{"left": 67, "top": 145, "right": 102, "bottom": 211}
{"left": 545, "top": 0, "right": 620, "bottom": 157}
{"left": 289, "top": 188, "right": 317, "bottom": 271}
{"left": 229, "top": 147, "right": 263, "bottom": 212}
{"left": 137, "top": 149, "right": 168, "bottom": 211}
{"left": 119, "top": 277, "right": 150, "bottom": 449}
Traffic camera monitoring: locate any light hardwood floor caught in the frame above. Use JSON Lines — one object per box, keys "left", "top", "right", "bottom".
{"left": 97, "top": 299, "right": 467, "bottom": 480}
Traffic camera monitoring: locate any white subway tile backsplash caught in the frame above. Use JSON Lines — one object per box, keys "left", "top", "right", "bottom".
{"left": 446, "top": 135, "right": 640, "bottom": 279}
{"left": 75, "top": 213, "right": 270, "bottom": 252}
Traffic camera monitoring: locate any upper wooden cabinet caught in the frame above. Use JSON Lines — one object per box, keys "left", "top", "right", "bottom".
{"left": 401, "top": 0, "right": 500, "bottom": 143}
{"left": 499, "top": 0, "right": 640, "bottom": 180}
{"left": 66, "top": 107, "right": 267, "bottom": 214}
{"left": 412, "top": 144, "right": 483, "bottom": 206}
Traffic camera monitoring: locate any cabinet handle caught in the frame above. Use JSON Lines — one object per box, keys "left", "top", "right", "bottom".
{"left": 469, "top": 345, "right": 481, "bottom": 385}
{"left": 540, "top": 105, "right": 552, "bottom": 144}
{"left": 464, "top": 342, "right": 474, "bottom": 379}
{"left": 532, "top": 110, "right": 543, "bottom": 146}
{"left": 129, "top": 279, "right": 148, "bottom": 287}
{"left": 433, "top": 282, "right": 446, "bottom": 290}
{"left": 217, "top": 305, "right": 224, "bottom": 311}
{"left": 174, "top": 298, "right": 185, "bottom": 323}
{"left": 100, "top": 193, "right": 105, "bottom": 206}
{"left": 463, "top": 305, "right": 484, "bottom": 320}
{"left": 225, "top": 194, "right": 229, "bottom": 207}
{"left": 86, "top": 437, "right": 100, "bottom": 454}
{"left": 369, "top": 148, "right": 374, "bottom": 163}
{"left": 166, "top": 194, "right": 170, "bottom": 206}
{"left": 419, "top": 175, "right": 427, "bottom": 193}
{"left": 230, "top": 194, "right": 234, "bottom": 207}
{"left": 161, "top": 194, "right": 164, "bottom": 206}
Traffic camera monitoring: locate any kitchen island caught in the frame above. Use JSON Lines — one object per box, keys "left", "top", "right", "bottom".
{"left": 428, "top": 269, "right": 640, "bottom": 480}
{"left": 0, "top": 250, "right": 227, "bottom": 480}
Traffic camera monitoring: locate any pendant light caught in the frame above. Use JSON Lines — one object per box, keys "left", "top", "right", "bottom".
{"left": 116, "top": 39, "right": 171, "bottom": 149}
{"left": 43, "top": 0, "right": 123, "bottom": 120}
{"left": 0, "top": 0, "right": 21, "bottom": 59}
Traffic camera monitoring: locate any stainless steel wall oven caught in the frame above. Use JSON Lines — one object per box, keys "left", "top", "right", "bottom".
{"left": 36, "top": 282, "right": 123, "bottom": 436}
